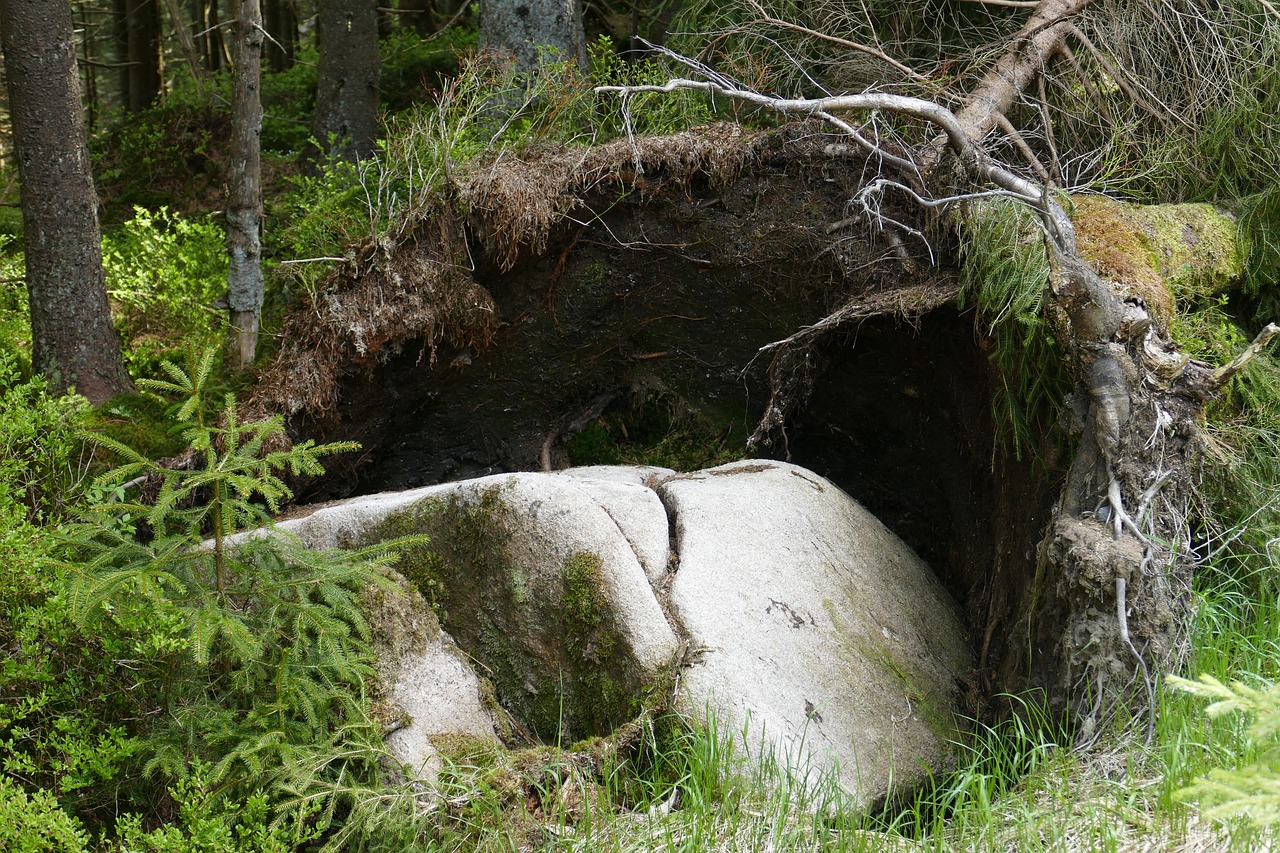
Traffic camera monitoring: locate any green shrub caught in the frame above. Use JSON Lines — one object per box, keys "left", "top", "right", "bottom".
{"left": 0, "top": 776, "right": 88, "bottom": 853}
{"left": 92, "top": 97, "right": 226, "bottom": 219}
{"left": 57, "top": 349, "right": 420, "bottom": 834}
{"left": 0, "top": 356, "right": 142, "bottom": 826}
{"left": 102, "top": 207, "right": 229, "bottom": 378}
{"left": 378, "top": 27, "right": 474, "bottom": 113}
{"left": 109, "top": 767, "right": 316, "bottom": 853}
{"left": 0, "top": 236, "right": 30, "bottom": 374}
{"left": 0, "top": 352, "right": 92, "bottom": 522}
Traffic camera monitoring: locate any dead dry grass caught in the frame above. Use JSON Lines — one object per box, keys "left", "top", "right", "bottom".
{"left": 463, "top": 123, "right": 759, "bottom": 270}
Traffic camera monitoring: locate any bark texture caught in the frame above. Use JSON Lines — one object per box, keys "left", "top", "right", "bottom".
{"left": 227, "top": 0, "right": 265, "bottom": 369}
{"left": 263, "top": 0, "right": 297, "bottom": 72}
{"left": 0, "top": 0, "right": 132, "bottom": 403}
{"left": 312, "top": 0, "right": 379, "bottom": 160}
{"left": 120, "top": 0, "right": 162, "bottom": 111}
{"left": 480, "top": 0, "right": 586, "bottom": 75}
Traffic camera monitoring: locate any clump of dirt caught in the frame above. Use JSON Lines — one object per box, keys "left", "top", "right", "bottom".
{"left": 463, "top": 123, "right": 759, "bottom": 270}
{"left": 250, "top": 210, "right": 497, "bottom": 417}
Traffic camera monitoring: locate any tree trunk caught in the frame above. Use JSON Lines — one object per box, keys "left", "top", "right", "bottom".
{"left": 0, "top": 0, "right": 132, "bottom": 403}
{"left": 121, "top": 0, "right": 161, "bottom": 111}
{"left": 227, "top": 0, "right": 264, "bottom": 370}
{"left": 312, "top": 0, "right": 379, "bottom": 161}
{"left": 263, "top": 0, "right": 297, "bottom": 72}
{"left": 479, "top": 0, "right": 586, "bottom": 76}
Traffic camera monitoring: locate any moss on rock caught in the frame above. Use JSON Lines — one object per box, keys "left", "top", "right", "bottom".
{"left": 359, "top": 483, "right": 649, "bottom": 744}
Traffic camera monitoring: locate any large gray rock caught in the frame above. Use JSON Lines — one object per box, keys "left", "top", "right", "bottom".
{"left": 554, "top": 465, "right": 675, "bottom": 587}
{"left": 270, "top": 460, "right": 970, "bottom": 807}
{"left": 364, "top": 575, "right": 500, "bottom": 782}
{"left": 277, "top": 472, "right": 680, "bottom": 745}
{"left": 660, "top": 459, "right": 972, "bottom": 807}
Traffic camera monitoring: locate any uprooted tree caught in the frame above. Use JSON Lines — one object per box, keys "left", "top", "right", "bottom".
{"left": 249, "top": 0, "right": 1279, "bottom": 735}
{"left": 590, "top": 0, "right": 1279, "bottom": 733}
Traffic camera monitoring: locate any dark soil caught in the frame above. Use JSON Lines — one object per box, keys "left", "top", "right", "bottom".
{"left": 281, "top": 128, "right": 1062, "bottom": 700}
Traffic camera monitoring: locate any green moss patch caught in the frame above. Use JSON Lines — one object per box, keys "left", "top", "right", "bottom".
{"left": 565, "top": 379, "right": 752, "bottom": 471}
{"left": 361, "top": 484, "right": 646, "bottom": 744}
{"left": 1072, "top": 195, "right": 1244, "bottom": 323}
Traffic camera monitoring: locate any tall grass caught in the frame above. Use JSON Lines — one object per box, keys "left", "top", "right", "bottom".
{"left": 375, "top": 550, "right": 1280, "bottom": 853}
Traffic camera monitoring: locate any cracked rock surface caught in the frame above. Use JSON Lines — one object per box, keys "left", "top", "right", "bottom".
{"left": 273, "top": 459, "right": 972, "bottom": 806}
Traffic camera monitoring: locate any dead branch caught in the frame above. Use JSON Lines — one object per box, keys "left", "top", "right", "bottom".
{"left": 954, "top": 0, "right": 1097, "bottom": 144}
{"left": 1208, "top": 323, "right": 1280, "bottom": 389}
{"left": 596, "top": 79, "right": 1043, "bottom": 197}
{"left": 995, "top": 112, "right": 1052, "bottom": 183}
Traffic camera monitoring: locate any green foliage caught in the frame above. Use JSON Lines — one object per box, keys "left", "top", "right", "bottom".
{"left": 586, "top": 37, "right": 716, "bottom": 138}
{"left": 0, "top": 208, "right": 229, "bottom": 382}
{"left": 0, "top": 236, "right": 31, "bottom": 374}
{"left": 1237, "top": 185, "right": 1280, "bottom": 323}
{"left": 42, "top": 348, "right": 417, "bottom": 836}
{"left": 1169, "top": 673, "right": 1280, "bottom": 830}
{"left": 0, "top": 352, "right": 92, "bottom": 523}
{"left": 1092, "top": 17, "right": 1280, "bottom": 322}
{"left": 81, "top": 391, "right": 187, "bottom": 466}
{"left": 0, "top": 775, "right": 88, "bottom": 853}
{"left": 378, "top": 27, "right": 475, "bottom": 113}
{"left": 102, "top": 207, "right": 229, "bottom": 377}
{"left": 1172, "top": 296, "right": 1280, "bottom": 564}
{"left": 110, "top": 768, "right": 318, "bottom": 853}
{"left": 0, "top": 359, "right": 142, "bottom": 826}
{"left": 567, "top": 407, "right": 746, "bottom": 471}
{"left": 958, "top": 198, "right": 1070, "bottom": 461}
{"left": 92, "top": 96, "right": 225, "bottom": 219}
{"left": 259, "top": 47, "right": 319, "bottom": 154}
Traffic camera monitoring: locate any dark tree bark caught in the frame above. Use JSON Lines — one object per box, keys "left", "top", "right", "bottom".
{"left": 263, "top": 0, "right": 297, "bottom": 72}
{"left": 480, "top": 0, "right": 586, "bottom": 75}
{"left": 227, "top": 0, "right": 264, "bottom": 370}
{"left": 312, "top": 0, "right": 379, "bottom": 161}
{"left": 0, "top": 0, "right": 132, "bottom": 403}
{"left": 191, "top": 0, "right": 227, "bottom": 73}
{"left": 399, "top": 0, "right": 436, "bottom": 36}
{"left": 118, "top": 0, "right": 161, "bottom": 111}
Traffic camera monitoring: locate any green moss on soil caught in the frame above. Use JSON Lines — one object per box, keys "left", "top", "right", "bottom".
{"left": 565, "top": 380, "right": 751, "bottom": 471}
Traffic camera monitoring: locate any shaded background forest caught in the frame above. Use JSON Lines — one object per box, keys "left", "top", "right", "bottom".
{"left": 2, "top": 0, "right": 1280, "bottom": 850}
